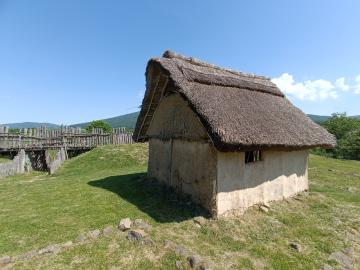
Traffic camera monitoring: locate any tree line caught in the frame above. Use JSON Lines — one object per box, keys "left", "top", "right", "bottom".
{"left": 313, "top": 113, "right": 360, "bottom": 160}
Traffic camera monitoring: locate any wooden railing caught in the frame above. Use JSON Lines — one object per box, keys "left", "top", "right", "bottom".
{"left": 0, "top": 126, "right": 133, "bottom": 151}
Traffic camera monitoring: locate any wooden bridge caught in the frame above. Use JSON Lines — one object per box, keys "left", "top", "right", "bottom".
{"left": 0, "top": 126, "right": 134, "bottom": 152}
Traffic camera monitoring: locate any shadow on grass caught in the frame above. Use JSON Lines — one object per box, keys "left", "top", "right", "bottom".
{"left": 88, "top": 173, "right": 209, "bottom": 223}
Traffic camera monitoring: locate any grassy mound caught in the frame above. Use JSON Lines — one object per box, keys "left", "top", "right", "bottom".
{"left": 0, "top": 156, "right": 11, "bottom": 164}
{"left": 0, "top": 144, "right": 359, "bottom": 269}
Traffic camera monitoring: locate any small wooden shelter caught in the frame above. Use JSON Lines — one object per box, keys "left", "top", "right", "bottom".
{"left": 134, "top": 51, "right": 336, "bottom": 217}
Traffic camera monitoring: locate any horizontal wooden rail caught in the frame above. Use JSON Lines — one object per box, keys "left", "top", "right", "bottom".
{"left": 0, "top": 126, "right": 134, "bottom": 151}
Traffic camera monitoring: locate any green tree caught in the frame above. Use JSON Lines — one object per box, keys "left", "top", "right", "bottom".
{"left": 322, "top": 113, "right": 360, "bottom": 140}
{"left": 318, "top": 113, "right": 360, "bottom": 160}
{"left": 85, "top": 120, "right": 112, "bottom": 134}
{"left": 338, "top": 128, "right": 360, "bottom": 160}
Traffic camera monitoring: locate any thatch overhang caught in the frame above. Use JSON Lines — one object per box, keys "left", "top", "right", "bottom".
{"left": 133, "top": 51, "right": 336, "bottom": 151}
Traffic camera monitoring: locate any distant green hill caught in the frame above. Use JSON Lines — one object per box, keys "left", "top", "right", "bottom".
{"left": 307, "top": 114, "right": 360, "bottom": 124}
{"left": 1, "top": 122, "right": 60, "bottom": 129}
{"left": 3, "top": 112, "right": 359, "bottom": 129}
{"left": 307, "top": 114, "right": 331, "bottom": 123}
{"left": 70, "top": 111, "right": 140, "bottom": 130}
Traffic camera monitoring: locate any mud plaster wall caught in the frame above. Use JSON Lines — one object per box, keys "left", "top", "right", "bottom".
{"left": 148, "top": 138, "right": 217, "bottom": 213}
{"left": 147, "top": 93, "right": 216, "bottom": 212}
{"left": 216, "top": 150, "right": 309, "bottom": 216}
{"left": 146, "top": 93, "right": 208, "bottom": 141}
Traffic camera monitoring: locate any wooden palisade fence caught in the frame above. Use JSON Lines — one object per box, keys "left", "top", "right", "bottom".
{"left": 0, "top": 126, "right": 133, "bottom": 152}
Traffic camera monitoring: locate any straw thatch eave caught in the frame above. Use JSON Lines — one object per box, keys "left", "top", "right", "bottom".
{"left": 133, "top": 51, "right": 336, "bottom": 151}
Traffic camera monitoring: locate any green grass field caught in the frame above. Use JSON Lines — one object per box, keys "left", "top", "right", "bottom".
{"left": 0, "top": 144, "right": 359, "bottom": 269}
{"left": 0, "top": 156, "right": 11, "bottom": 164}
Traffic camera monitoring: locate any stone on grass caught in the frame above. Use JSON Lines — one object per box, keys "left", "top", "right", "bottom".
{"left": 133, "top": 219, "right": 152, "bottom": 231}
{"left": 75, "top": 233, "right": 88, "bottom": 243}
{"left": 289, "top": 242, "right": 302, "bottom": 252}
{"left": 62, "top": 241, "right": 73, "bottom": 248}
{"left": 127, "top": 229, "right": 146, "bottom": 242}
{"left": 343, "top": 247, "right": 354, "bottom": 255}
{"left": 193, "top": 216, "right": 206, "bottom": 227}
{"left": 175, "top": 245, "right": 188, "bottom": 257}
{"left": 259, "top": 205, "right": 269, "bottom": 213}
{"left": 118, "top": 218, "right": 132, "bottom": 231}
{"left": 88, "top": 229, "right": 102, "bottom": 239}
{"left": 320, "top": 264, "right": 333, "bottom": 270}
{"left": 103, "top": 226, "right": 114, "bottom": 236}
{"left": 38, "top": 244, "right": 61, "bottom": 255}
{"left": 187, "top": 255, "right": 201, "bottom": 268}
{"left": 329, "top": 251, "right": 353, "bottom": 269}
{"left": 164, "top": 239, "right": 174, "bottom": 249}
{"left": 0, "top": 256, "right": 11, "bottom": 266}
{"left": 175, "top": 260, "right": 183, "bottom": 269}
{"left": 141, "top": 238, "right": 155, "bottom": 247}
{"left": 17, "top": 250, "right": 37, "bottom": 261}
{"left": 199, "top": 264, "right": 210, "bottom": 270}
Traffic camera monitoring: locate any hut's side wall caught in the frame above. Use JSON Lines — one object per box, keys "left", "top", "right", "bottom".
{"left": 216, "top": 150, "right": 309, "bottom": 216}
{"left": 147, "top": 93, "right": 216, "bottom": 213}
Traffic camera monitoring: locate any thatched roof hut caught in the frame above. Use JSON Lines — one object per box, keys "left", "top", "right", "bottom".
{"left": 134, "top": 50, "right": 336, "bottom": 151}
{"left": 134, "top": 51, "right": 336, "bottom": 217}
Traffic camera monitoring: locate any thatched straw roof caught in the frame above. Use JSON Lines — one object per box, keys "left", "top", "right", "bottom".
{"left": 134, "top": 51, "right": 336, "bottom": 151}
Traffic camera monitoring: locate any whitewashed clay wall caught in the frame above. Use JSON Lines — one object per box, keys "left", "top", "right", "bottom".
{"left": 216, "top": 150, "right": 309, "bottom": 216}
{"left": 147, "top": 94, "right": 217, "bottom": 212}
{"left": 147, "top": 93, "right": 309, "bottom": 217}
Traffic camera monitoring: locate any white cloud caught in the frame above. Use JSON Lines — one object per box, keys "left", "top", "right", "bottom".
{"left": 271, "top": 73, "right": 338, "bottom": 101}
{"left": 354, "top": 75, "right": 360, "bottom": 94}
{"left": 335, "top": 77, "right": 350, "bottom": 91}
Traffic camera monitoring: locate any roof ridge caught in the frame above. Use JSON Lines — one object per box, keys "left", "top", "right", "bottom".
{"left": 162, "top": 50, "right": 271, "bottom": 81}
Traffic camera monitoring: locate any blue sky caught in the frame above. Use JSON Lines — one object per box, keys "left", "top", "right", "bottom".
{"left": 0, "top": 0, "right": 359, "bottom": 124}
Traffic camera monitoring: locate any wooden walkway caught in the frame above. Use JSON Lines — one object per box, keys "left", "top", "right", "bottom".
{"left": 0, "top": 126, "right": 134, "bottom": 152}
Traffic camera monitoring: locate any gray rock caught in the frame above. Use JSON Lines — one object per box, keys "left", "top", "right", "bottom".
{"left": 259, "top": 205, "right": 269, "bottom": 213}
{"left": 127, "top": 229, "right": 146, "bottom": 242}
{"left": 343, "top": 247, "right": 354, "bottom": 255}
{"left": 141, "top": 238, "right": 155, "bottom": 246}
{"left": 118, "top": 218, "right": 132, "bottom": 231}
{"left": 320, "top": 264, "right": 333, "bottom": 270}
{"left": 103, "top": 226, "right": 114, "bottom": 236}
{"left": 193, "top": 216, "right": 206, "bottom": 227}
{"left": 329, "top": 251, "right": 353, "bottom": 269}
{"left": 88, "top": 229, "right": 102, "bottom": 239}
{"left": 290, "top": 242, "right": 302, "bottom": 252}
{"left": 75, "top": 233, "right": 88, "bottom": 243}
{"left": 0, "top": 256, "right": 11, "bottom": 266}
{"left": 164, "top": 239, "right": 174, "bottom": 249}
{"left": 175, "top": 260, "right": 183, "bottom": 269}
{"left": 62, "top": 241, "right": 73, "bottom": 248}
{"left": 16, "top": 250, "right": 37, "bottom": 261}
{"left": 133, "top": 219, "right": 152, "bottom": 231}
{"left": 187, "top": 255, "right": 201, "bottom": 268}
{"left": 199, "top": 264, "right": 210, "bottom": 270}
{"left": 175, "top": 245, "right": 188, "bottom": 257}
{"left": 38, "top": 244, "right": 61, "bottom": 255}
